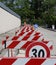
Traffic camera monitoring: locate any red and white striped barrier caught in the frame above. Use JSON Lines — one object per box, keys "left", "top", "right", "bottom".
{"left": 1, "top": 40, "right": 52, "bottom": 56}
{"left": 17, "top": 30, "right": 41, "bottom": 37}
{"left": 4, "top": 24, "right": 42, "bottom": 41}
{"left": 21, "top": 35, "right": 43, "bottom": 41}
{"left": 0, "top": 58, "right": 17, "bottom": 65}
{"left": 16, "top": 25, "right": 32, "bottom": 35}
{"left": 12, "top": 58, "right": 56, "bottom": 65}
{"left": 7, "top": 31, "right": 33, "bottom": 41}
{"left": 1, "top": 25, "right": 54, "bottom": 59}
{"left": 0, "top": 58, "right": 56, "bottom": 65}
{"left": 42, "top": 40, "right": 53, "bottom": 50}
{"left": 2, "top": 34, "right": 44, "bottom": 49}
{"left": 5, "top": 25, "right": 33, "bottom": 41}
{"left": 2, "top": 41, "right": 33, "bottom": 50}
{"left": 6, "top": 31, "right": 42, "bottom": 41}
{"left": 2, "top": 40, "right": 53, "bottom": 57}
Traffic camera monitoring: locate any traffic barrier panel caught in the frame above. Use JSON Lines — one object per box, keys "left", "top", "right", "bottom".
{"left": 2, "top": 40, "right": 53, "bottom": 57}
{"left": 0, "top": 58, "right": 56, "bottom": 65}
{"left": 6, "top": 31, "right": 42, "bottom": 41}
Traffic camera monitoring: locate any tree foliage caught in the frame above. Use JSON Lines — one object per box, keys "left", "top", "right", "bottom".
{"left": 0, "top": 0, "right": 56, "bottom": 26}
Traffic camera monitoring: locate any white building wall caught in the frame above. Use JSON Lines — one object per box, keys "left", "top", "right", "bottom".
{"left": 0, "top": 7, "right": 21, "bottom": 34}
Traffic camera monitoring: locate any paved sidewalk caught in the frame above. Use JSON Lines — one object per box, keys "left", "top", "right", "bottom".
{"left": 38, "top": 27, "right": 56, "bottom": 56}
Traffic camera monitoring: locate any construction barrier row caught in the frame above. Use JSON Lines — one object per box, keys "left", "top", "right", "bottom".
{"left": 1, "top": 24, "right": 53, "bottom": 58}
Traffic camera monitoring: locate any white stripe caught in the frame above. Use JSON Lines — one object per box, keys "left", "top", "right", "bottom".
{"left": 6, "top": 41, "right": 13, "bottom": 48}
{"left": 17, "top": 32, "right": 31, "bottom": 41}
{"left": 38, "top": 33, "right": 42, "bottom": 36}
{"left": 30, "top": 31, "right": 35, "bottom": 36}
{"left": 46, "top": 41, "right": 53, "bottom": 48}
{"left": 28, "top": 30, "right": 32, "bottom": 32}
{"left": 17, "top": 32, "right": 28, "bottom": 40}
{"left": 12, "top": 58, "right": 30, "bottom": 65}
{"left": 23, "top": 27, "right": 28, "bottom": 32}
{"left": 37, "top": 36, "right": 44, "bottom": 41}
{"left": 30, "top": 31, "right": 41, "bottom": 36}
{"left": 16, "top": 26, "right": 25, "bottom": 35}
{"left": 41, "top": 58, "right": 56, "bottom": 65}
{"left": 27, "top": 36, "right": 34, "bottom": 41}
{"left": 14, "top": 41, "right": 27, "bottom": 49}
{"left": 20, "top": 26, "right": 26, "bottom": 31}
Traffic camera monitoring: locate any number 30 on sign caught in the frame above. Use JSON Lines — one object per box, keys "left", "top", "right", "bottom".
{"left": 26, "top": 42, "right": 50, "bottom": 58}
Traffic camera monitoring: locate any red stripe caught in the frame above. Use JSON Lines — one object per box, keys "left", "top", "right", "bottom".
{"left": 12, "top": 36, "right": 20, "bottom": 40}
{"left": 26, "top": 26, "right": 32, "bottom": 32}
{"left": 26, "top": 27, "right": 29, "bottom": 32}
{"left": 21, "top": 41, "right": 33, "bottom": 49}
{"left": 6, "top": 35, "right": 9, "bottom": 40}
{"left": 32, "top": 36, "right": 40, "bottom": 40}
{"left": 18, "top": 32, "right": 25, "bottom": 36}
{"left": 25, "top": 30, "right": 34, "bottom": 36}
{"left": 22, "top": 35, "right": 30, "bottom": 40}
{"left": 2, "top": 40, "right": 5, "bottom": 45}
{"left": 7, "top": 41, "right": 20, "bottom": 49}
{"left": 34, "top": 32, "right": 40, "bottom": 36}
{"left": 49, "top": 45, "right": 53, "bottom": 50}
{"left": 0, "top": 58, "right": 17, "bottom": 65}
{"left": 42, "top": 40, "right": 53, "bottom": 50}
{"left": 42, "top": 40, "right": 49, "bottom": 44}
{"left": 21, "top": 26, "right": 26, "bottom": 32}
{"left": 26, "top": 59, "right": 46, "bottom": 65}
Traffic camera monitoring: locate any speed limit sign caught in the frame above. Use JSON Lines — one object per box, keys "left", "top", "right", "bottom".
{"left": 26, "top": 42, "right": 50, "bottom": 58}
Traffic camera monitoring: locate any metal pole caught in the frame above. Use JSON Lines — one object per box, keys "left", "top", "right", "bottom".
{"left": 4, "top": 40, "right": 6, "bottom": 49}
{"left": 8, "top": 49, "right": 9, "bottom": 57}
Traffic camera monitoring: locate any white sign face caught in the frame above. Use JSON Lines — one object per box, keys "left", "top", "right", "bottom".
{"left": 29, "top": 45, "right": 47, "bottom": 58}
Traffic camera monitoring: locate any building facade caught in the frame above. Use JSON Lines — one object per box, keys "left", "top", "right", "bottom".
{"left": 0, "top": 2, "right": 21, "bottom": 34}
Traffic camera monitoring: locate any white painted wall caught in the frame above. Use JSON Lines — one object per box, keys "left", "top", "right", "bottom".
{"left": 0, "top": 7, "right": 21, "bottom": 34}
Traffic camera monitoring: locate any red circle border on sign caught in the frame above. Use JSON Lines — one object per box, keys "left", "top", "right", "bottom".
{"left": 26, "top": 42, "right": 50, "bottom": 58}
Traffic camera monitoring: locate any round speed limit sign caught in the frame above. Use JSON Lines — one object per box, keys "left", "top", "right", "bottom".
{"left": 26, "top": 42, "right": 50, "bottom": 58}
